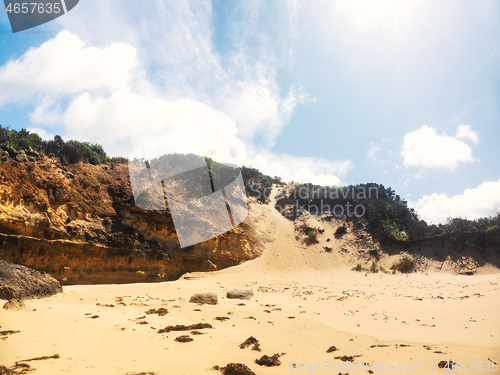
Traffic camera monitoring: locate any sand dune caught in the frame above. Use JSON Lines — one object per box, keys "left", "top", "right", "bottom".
{"left": 1, "top": 186, "right": 499, "bottom": 374}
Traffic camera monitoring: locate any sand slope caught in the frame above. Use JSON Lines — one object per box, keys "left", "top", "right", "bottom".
{"left": 1, "top": 186, "right": 499, "bottom": 374}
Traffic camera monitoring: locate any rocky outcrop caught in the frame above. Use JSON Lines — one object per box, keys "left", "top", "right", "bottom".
{"left": 226, "top": 289, "right": 254, "bottom": 300}
{"left": 0, "top": 259, "right": 62, "bottom": 300}
{"left": 0, "top": 157, "right": 262, "bottom": 285}
{"left": 189, "top": 293, "right": 218, "bottom": 305}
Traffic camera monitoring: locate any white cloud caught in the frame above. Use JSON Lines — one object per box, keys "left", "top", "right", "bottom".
{"left": 250, "top": 151, "right": 353, "bottom": 186}
{"left": 0, "top": 30, "right": 137, "bottom": 104}
{"left": 401, "top": 125, "right": 477, "bottom": 169}
{"left": 0, "top": 2, "right": 351, "bottom": 186}
{"left": 410, "top": 179, "right": 500, "bottom": 224}
{"left": 62, "top": 90, "right": 248, "bottom": 166}
{"left": 26, "top": 127, "right": 55, "bottom": 142}
{"left": 455, "top": 124, "right": 479, "bottom": 144}
{"left": 366, "top": 143, "right": 380, "bottom": 161}
{"left": 30, "top": 97, "right": 63, "bottom": 125}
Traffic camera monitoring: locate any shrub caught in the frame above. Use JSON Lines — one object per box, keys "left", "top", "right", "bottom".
{"left": 335, "top": 223, "right": 347, "bottom": 235}
{"left": 352, "top": 263, "right": 364, "bottom": 272}
{"left": 304, "top": 226, "right": 318, "bottom": 243}
{"left": 390, "top": 256, "right": 416, "bottom": 273}
{"left": 370, "top": 261, "right": 378, "bottom": 273}
{"left": 368, "top": 249, "right": 380, "bottom": 259}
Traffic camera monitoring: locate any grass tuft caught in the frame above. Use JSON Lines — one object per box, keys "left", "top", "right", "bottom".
{"left": 390, "top": 256, "right": 416, "bottom": 273}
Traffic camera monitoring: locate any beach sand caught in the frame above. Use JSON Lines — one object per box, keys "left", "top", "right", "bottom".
{"left": 1, "top": 190, "right": 499, "bottom": 374}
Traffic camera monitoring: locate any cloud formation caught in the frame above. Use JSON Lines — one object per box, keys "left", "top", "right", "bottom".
{"left": 0, "top": 30, "right": 136, "bottom": 104}
{"left": 0, "top": 0, "right": 350, "bottom": 186}
{"left": 455, "top": 124, "right": 479, "bottom": 144}
{"left": 401, "top": 125, "right": 478, "bottom": 169}
{"left": 410, "top": 179, "right": 500, "bottom": 224}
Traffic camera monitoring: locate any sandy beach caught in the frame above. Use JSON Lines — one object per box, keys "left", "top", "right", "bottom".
{"left": 1, "top": 192, "right": 499, "bottom": 374}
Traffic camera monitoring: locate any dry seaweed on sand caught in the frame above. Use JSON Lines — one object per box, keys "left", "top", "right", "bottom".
{"left": 15, "top": 354, "right": 60, "bottom": 364}
{"left": 145, "top": 308, "right": 168, "bottom": 316}
{"left": 0, "top": 330, "right": 20, "bottom": 340}
{"left": 326, "top": 345, "right": 338, "bottom": 353}
{"left": 438, "top": 360, "right": 455, "bottom": 369}
{"left": 255, "top": 353, "right": 282, "bottom": 367}
{"left": 239, "top": 336, "right": 261, "bottom": 351}
{"left": 174, "top": 335, "right": 193, "bottom": 343}
{"left": 0, "top": 362, "right": 33, "bottom": 374}
{"left": 190, "top": 330, "right": 205, "bottom": 335}
{"left": 1, "top": 354, "right": 60, "bottom": 374}
{"left": 157, "top": 323, "right": 212, "bottom": 333}
{"left": 334, "top": 354, "right": 362, "bottom": 362}
{"left": 214, "top": 363, "right": 256, "bottom": 375}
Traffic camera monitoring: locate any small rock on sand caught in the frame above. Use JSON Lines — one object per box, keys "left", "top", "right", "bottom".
{"left": 3, "top": 299, "right": 28, "bottom": 311}
{"left": 0, "top": 259, "right": 62, "bottom": 300}
{"left": 189, "top": 293, "right": 218, "bottom": 305}
{"left": 226, "top": 290, "right": 254, "bottom": 300}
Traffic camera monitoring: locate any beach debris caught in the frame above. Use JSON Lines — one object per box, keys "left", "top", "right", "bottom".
{"left": 145, "top": 308, "right": 168, "bottom": 316}
{"left": 214, "top": 363, "right": 256, "bottom": 375}
{"left": 226, "top": 290, "right": 254, "bottom": 300}
{"left": 438, "top": 360, "right": 455, "bottom": 369}
{"left": 255, "top": 353, "right": 282, "bottom": 367}
{"left": 157, "top": 323, "right": 212, "bottom": 333}
{"left": 0, "top": 363, "right": 33, "bottom": 374}
{"left": 190, "top": 330, "right": 205, "bottom": 335}
{"left": 215, "top": 316, "right": 230, "bottom": 321}
{"left": 326, "top": 345, "right": 338, "bottom": 353}
{"left": 96, "top": 303, "right": 115, "bottom": 308}
{"left": 0, "top": 330, "right": 21, "bottom": 341}
{"left": 0, "top": 330, "right": 20, "bottom": 336}
{"left": 15, "top": 354, "right": 60, "bottom": 364}
{"left": 174, "top": 335, "right": 193, "bottom": 343}
{"left": 335, "top": 354, "right": 362, "bottom": 362}
{"left": 189, "top": 293, "right": 218, "bottom": 305}
{"left": 240, "top": 336, "right": 261, "bottom": 351}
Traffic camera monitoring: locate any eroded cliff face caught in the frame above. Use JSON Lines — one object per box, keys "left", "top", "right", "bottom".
{"left": 0, "top": 157, "right": 261, "bottom": 284}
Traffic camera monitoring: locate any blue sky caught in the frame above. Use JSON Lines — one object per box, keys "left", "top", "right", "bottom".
{"left": 0, "top": 0, "right": 499, "bottom": 223}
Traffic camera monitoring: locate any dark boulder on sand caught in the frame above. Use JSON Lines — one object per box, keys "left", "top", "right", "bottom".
{"left": 189, "top": 293, "right": 218, "bottom": 305}
{"left": 226, "top": 289, "right": 254, "bottom": 300}
{"left": 0, "top": 259, "right": 62, "bottom": 300}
